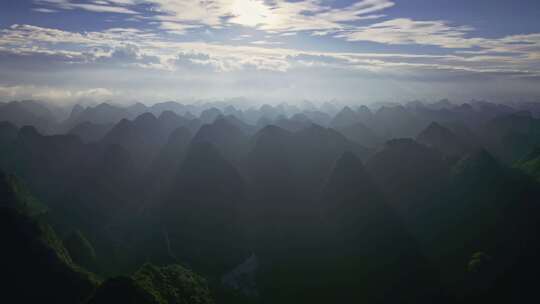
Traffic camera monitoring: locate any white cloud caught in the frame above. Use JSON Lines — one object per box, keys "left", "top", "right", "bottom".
{"left": 337, "top": 18, "right": 475, "bottom": 48}
{"left": 1, "top": 23, "right": 539, "bottom": 77}
{"left": 250, "top": 40, "right": 284, "bottom": 46}
{"left": 336, "top": 17, "right": 540, "bottom": 63}
{"left": 34, "top": 0, "right": 139, "bottom": 14}
{"left": 33, "top": 0, "right": 394, "bottom": 35}
{"left": 32, "top": 8, "right": 58, "bottom": 13}
{"left": 158, "top": 22, "right": 202, "bottom": 35}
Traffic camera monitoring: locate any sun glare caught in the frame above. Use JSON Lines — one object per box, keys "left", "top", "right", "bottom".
{"left": 230, "top": 0, "right": 272, "bottom": 27}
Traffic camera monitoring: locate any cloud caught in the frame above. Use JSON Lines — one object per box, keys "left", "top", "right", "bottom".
{"left": 0, "top": 85, "right": 117, "bottom": 105}
{"left": 33, "top": 0, "right": 394, "bottom": 35}
{"left": 34, "top": 0, "right": 139, "bottom": 14}
{"left": 1, "top": 23, "right": 539, "bottom": 77}
{"left": 158, "top": 22, "right": 202, "bottom": 35}
{"left": 337, "top": 18, "right": 475, "bottom": 48}
{"left": 32, "top": 8, "right": 58, "bottom": 13}
{"left": 250, "top": 40, "right": 284, "bottom": 46}
{"left": 1, "top": 22, "right": 540, "bottom": 105}
{"left": 236, "top": 0, "right": 394, "bottom": 33}
{"left": 336, "top": 17, "right": 540, "bottom": 62}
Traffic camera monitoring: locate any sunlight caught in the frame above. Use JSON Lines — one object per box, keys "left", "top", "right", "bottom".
{"left": 230, "top": 0, "right": 272, "bottom": 27}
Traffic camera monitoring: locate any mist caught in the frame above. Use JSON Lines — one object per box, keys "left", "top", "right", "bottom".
{"left": 2, "top": 0, "right": 540, "bottom": 303}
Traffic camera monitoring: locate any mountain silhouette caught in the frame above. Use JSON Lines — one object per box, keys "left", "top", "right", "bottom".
{"left": 161, "top": 142, "right": 248, "bottom": 275}
{"left": 366, "top": 138, "right": 450, "bottom": 219}
{"left": 68, "top": 121, "right": 113, "bottom": 143}
{"left": 417, "top": 122, "right": 471, "bottom": 158}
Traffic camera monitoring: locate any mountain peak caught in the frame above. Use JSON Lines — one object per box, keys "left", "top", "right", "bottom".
{"left": 134, "top": 112, "right": 158, "bottom": 125}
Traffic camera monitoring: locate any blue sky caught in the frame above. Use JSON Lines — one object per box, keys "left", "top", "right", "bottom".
{"left": 0, "top": 0, "right": 539, "bottom": 105}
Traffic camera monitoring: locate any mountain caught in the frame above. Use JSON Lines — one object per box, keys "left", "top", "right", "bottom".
{"left": 161, "top": 142, "right": 248, "bottom": 275}
{"left": 302, "top": 110, "right": 331, "bottom": 126}
{"left": 311, "top": 152, "right": 447, "bottom": 303}
{"left": 144, "top": 126, "right": 193, "bottom": 200}
{"left": 335, "top": 121, "right": 380, "bottom": 148}
{"left": 70, "top": 104, "right": 85, "bottom": 119}
{"left": 68, "top": 121, "right": 113, "bottom": 143}
{"left": 127, "top": 102, "right": 148, "bottom": 117}
{"left": 0, "top": 121, "right": 18, "bottom": 145}
{"left": 64, "top": 103, "right": 134, "bottom": 130}
{"left": 0, "top": 126, "right": 91, "bottom": 208}
{"left": 417, "top": 122, "right": 471, "bottom": 158}
{"left": 0, "top": 100, "right": 57, "bottom": 133}
{"left": 148, "top": 101, "right": 190, "bottom": 116}
{"left": 101, "top": 113, "right": 170, "bottom": 170}
{"left": 0, "top": 170, "right": 47, "bottom": 215}
{"left": 0, "top": 174, "right": 98, "bottom": 304}
{"left": 192, "top": 117, "right": 249, "bottom": 165}
{"left": 371, "top": 105, "right": 428, "bottom": 139}
{"left": 482, "top": 112, "right": 540, "bottom": 162}
{"left": 330, "top": 106, "right": 360, "bottom": 128}
{"left": 366, "top": 138, "right": 450, "bottom": 219}
{"left": 199, "top": 107, "right": 222, "bottom": 124}
{"left": 273, "top": 114, "right": 313, "bottom": 132}
{"left": 89, "top": 264, "right": 213, "bottom": 304}
{"left": 413, "top": 149, "right": 540, "bottom": 301}
{"left": 292, "top": 124, "right": 370, "bottom": 193}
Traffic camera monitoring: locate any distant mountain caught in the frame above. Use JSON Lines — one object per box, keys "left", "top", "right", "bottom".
{"left": 417, "top": 122, "right": 472, "bottom": 158}
{"left": 335, "top": 121, "right": 380, "bottom": 148}
{"left": 101, "top": 113, "right": 171, "bottom": 170}
{"left": 272, "top": 114, "right": 313, "bottom": 132}
{"left": 292, "top": 124, "right": 370, "bottom": 192}
{"left": 126, "top": 102, "right": 148, "bottom": 117}
{"left": 330, "top": 106, "right": 360, "bottom": 128}
{"left": 222, "top": 114, "right": 256, "bottom": 135}
{"left": 200, "top": 107, "right": 222, "bottom": 124}
{"left": 64, "top": 103, "right": 136, "bottom": 130}
{"left": 68, "top": 121, "right": 113, "bottom": 143}
{"left": 482, "top": 112, "right": 540, "bottom": 162}
{"left": 0, "top": 126, "right": 90, "bottom": 206}
{"left": 302, "top": 110, "right": 332, "bottom": 126}
{"left": 371, "top": 105, "right": 428, "bottom": 139}
{"left": 144, "top": 126, "right": 193, "bottom": 200}
{"left": 0, "top": 100, "right": 57, "bottom": 133}
{"left": 148, "top": 101, "right": 191, "bottom": 116}
{"left": 246, "top": 123, "right": 370, "bottom": 201}
{"left": 192, "top": 116, "right": 249, "bottom": 165}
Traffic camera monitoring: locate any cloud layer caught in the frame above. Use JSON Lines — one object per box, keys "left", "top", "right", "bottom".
{"left": 0, "top": 0, "right": 538, "bottom": 104}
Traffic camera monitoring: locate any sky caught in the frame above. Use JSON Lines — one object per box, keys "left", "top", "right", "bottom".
{"left": 0, "top": 0, "right": 539, "bottom": 106}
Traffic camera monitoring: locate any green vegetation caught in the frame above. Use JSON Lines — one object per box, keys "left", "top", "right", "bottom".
{"left": 514, "top": 147, "right": 540, "bottom": 181}
{"left": 0, "top": 171, "right": 47, "bottom": 215}
{"left": 64, "top": 230, "right": 98, "bottom": 271}
{"left": 89, "top": 264, "right": 214, "bottom": 304}
{"left": 133, "top": 264, "right": 214, "bottom": 304}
